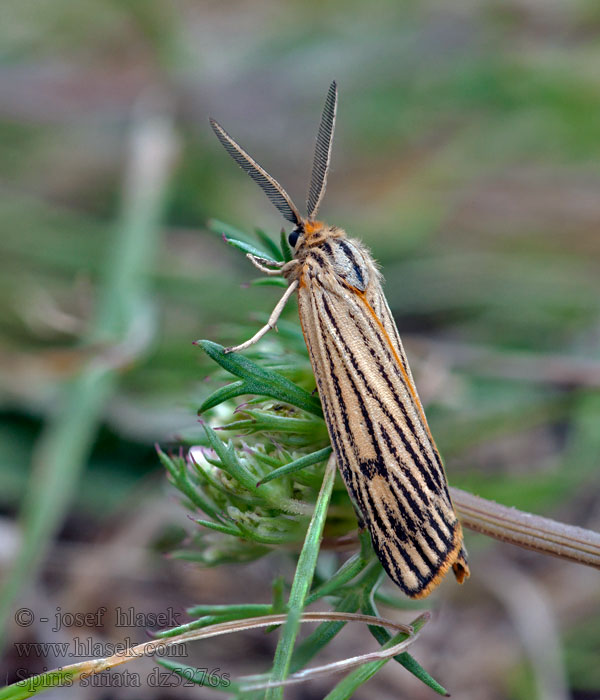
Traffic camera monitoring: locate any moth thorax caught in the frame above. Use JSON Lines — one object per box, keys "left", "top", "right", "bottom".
{"left": 302, "top": 221, "right": 345, "bottom": 246}
{"left": 302, "top": 219, "right": 324, "bottom": 240}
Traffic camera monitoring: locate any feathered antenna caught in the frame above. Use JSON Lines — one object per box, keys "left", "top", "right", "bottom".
{"left": 210, "top": 118, "right": 301, "bottom": 226}
{"left": 306, "top": 81, "right": 338, "bottom": 220}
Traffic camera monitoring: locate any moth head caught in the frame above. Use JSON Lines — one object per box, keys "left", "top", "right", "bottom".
{"left": 288, "top": 219, "right": 326, "bottom": 251}
{"left": 210, "top": 81, "right": 338, "bottom": 251}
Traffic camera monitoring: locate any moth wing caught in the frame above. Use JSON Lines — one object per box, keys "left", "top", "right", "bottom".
{"left": 363, "top": 282, "right": 470, "bottom": 590}
{"left": 298, "top": 248, "right": 468, "bottom": 597}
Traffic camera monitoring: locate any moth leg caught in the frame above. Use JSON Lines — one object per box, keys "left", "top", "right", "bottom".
{"left": 225, "top": 280, "right": 299, "bottom": 353}
{"left": 247, "top": 253, "right": 284, "bottom": 276}
{"left": 281, "top": 259, "right": 300, "bottom": 277}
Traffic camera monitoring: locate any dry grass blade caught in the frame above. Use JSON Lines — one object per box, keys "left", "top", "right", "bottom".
{"left": 7, "top": 611, "right": 425, "bottom": 697}
{"left": 240, "top": 612, "right": 429, "bottom": 691}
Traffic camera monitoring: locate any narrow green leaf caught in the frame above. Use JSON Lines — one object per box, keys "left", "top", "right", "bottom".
{"left": 187, "top": 603, "right": 271, "bottom": 618}
{"left": 251, "top": 277, "right": 288, "bottom": 287}
{"left": 280, "top": 228, "right": 293, "bottom": 262}
{"left": 254, "top": 228, "right": 283, "bottom": 261}
{"left": 234, "top": 519, "right": 302, "bottom": 545}
{"left": 271, "top": 577, "right": 286, "bottom": 614}
{"left": 222, "top": 412, "right": 326, "bottom": 436}
{"left": 197, "top": 341, "right": 323, "bottom": 417}
{"left": 374, "top": 589, "right": 427, "bottom": 611}
{"left": 156, "top": 447, "right": 184, "bottom": 480}
{"left": 258, "top": 447, "right": 332, "bottom": 486}
{"left": 263, "top": 577, "right": 287, "bottom": 634}
{"left": 224, "top": 236, "right": 277, "bottom": 262}
{"left": 191, "top": 454, "right": 258, "bottom": 507}
{"left": 195, "top": 518, "right": 241, "bottom": 537}
{"left": 0, "top": 667, "right": 79, "bottom": 700}
{"left": 395, "top": 653, "right": 449, "bottom": 696}
{"left": 249, "top": 450, "right": 285, "bottom": 470}
{"left": 200, "top": 425, "right": 305, "bottom": 515}
{"left": 163, "top": 455, "right": 226, "bottom": 523}
{"left": 207, "top": 218, "right": 253, "bottom": 243}
{"left": 170, "top": 544, "right": 269, "bottom": 565}
{"left": 156, "top": 607, "right": 272, "bottom": 638}
{"left": 305, "top": 549, "right": 367, "bottom": 605}
{"left": 202, "top": 424, "right": 259, "bottom": 493}
{"left": 198, "top": 380, "right": 249, "bottom": 413}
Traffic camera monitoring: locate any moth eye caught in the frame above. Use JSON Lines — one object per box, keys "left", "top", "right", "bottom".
{"left": 288, "top": 229, "right": 300, "bottom": 248}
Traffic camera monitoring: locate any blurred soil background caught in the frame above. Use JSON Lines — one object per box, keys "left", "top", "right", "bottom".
{"left": 1, "top": 1, "right": 600, "bottom": 698}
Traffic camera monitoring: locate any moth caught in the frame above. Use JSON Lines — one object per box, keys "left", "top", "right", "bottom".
{"left": 210, "top": 81, "right": 469, "bottom": 598}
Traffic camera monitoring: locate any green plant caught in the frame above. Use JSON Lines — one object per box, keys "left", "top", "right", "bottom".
{"left": 3, "top": 223, "right": 599, "bottom": 700}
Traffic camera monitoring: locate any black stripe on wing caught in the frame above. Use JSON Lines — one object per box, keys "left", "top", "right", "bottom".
{"left": 306, "top": 282, "right": 459, "bottom": 596}
{"left": 320, "top": 329, "right": 456, "bottom": 595}
{"left": 319, "top": 293, "right": 449, "bottom": 499}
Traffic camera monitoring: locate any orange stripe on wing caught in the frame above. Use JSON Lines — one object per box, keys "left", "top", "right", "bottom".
{"left": 411, "top": 522, "right": 469, "bottom": 599}
{"left": 355, "top": 290, "right": 435, "bottom": 444}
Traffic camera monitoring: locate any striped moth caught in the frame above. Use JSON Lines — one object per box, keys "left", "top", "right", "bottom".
{"left": 210, "top": 81, "right": 469, "bottom": 597}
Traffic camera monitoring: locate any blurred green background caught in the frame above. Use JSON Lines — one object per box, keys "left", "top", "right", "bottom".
{"left": 1, "top": 1, "right": 599, "bottom": 698}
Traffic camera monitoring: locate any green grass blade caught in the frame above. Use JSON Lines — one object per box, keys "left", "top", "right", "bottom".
{"left": 0, "top": 667, "right": 80, "bottom": 700}
{"left": 0, "top": 109, "right": 174, "bottom": 646}
{"left": 322, "top": 617, "right": 431, "bottom": 700}
{"left": 362, "top": 594, "right": 448, "bottom": 695}
{"left": 186, "top": 603, "right": 271, "bottom": 618}
{"left": 265, "top": 455, "right": 337, "bottom": 700}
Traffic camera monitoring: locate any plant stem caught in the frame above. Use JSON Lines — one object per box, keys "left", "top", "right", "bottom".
{"left": 452, "top": 487, "right": 600, "bottom": 568}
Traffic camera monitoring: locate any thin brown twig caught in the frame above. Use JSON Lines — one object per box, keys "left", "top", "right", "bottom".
{"left": 451, "top": 487, "right": 600, "bottom": 569}
{"left": 323, "top": 488, "right": 600, "bottom": 571}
